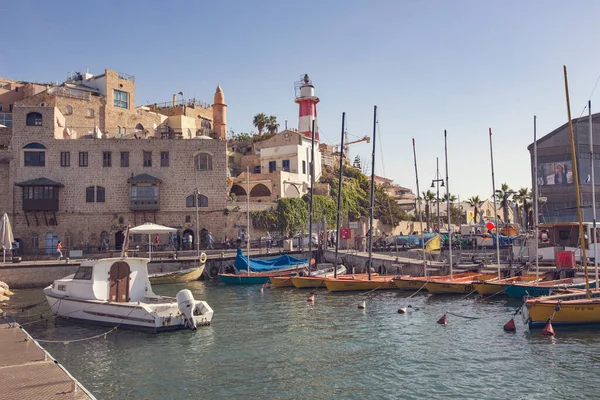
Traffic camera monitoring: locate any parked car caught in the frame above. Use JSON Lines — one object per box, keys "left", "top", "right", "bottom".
{"left": 292, "top": 234, "right": 318, "bottom": 247}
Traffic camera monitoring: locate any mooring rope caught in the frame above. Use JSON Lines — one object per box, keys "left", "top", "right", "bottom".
{"left": 407, "top": 281, "right": 429, "bottom": 299}
{"left": 445, "top": 311, "right": 481, "bottom": 320}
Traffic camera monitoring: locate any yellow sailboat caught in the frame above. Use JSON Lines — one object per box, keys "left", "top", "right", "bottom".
{"left": 394, "top": 272, "right": 479, "bottom": 291}
{"left": 324, "top": 275, "right": 397, "bottom": 292}
{"left": 424, "top": 273, "right": 497, "bottom": 294}
{"left": 149, "top": 265, "right": 205, "bottom": 284}
{"left": 269, "top": 276, "right": 294, "bottom": 288}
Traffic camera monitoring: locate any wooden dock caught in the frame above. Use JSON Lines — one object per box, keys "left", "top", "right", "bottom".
{"left": 0, "top": 319, "right": 96, "bottom": 400}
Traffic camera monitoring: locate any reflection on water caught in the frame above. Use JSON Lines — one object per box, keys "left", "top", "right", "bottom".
{"left": 9, "top": 281, "right": 600, "bottom": 400}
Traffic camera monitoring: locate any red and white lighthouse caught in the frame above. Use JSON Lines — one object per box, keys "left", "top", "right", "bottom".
{"left": 294, "top": 74, "right": 320, "bottom": 141}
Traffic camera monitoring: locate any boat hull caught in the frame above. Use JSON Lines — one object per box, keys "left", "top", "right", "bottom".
{"left": 526, "top": 294, "right": 600, "bottom": 328}
{"left": 324, "top": 277, "right": 396, "bottom": 292}
{"left": 424, "top": 281, "right": 476, "bottom": 294}
{"left": 149, "top": 266, "right": 205, "bottom": 285}
{"left": 269, "top": 276, "right": 295, "bottom": 288}
{"left": 503, "top": 280, "right": 596, "bottom": 299}
{"left": 219, "top": 271, "right": 298, "bottom": 285}
{"left": 394, "top": 272, "right": 480, "bottom": 291}
{"left": 291, "top": 276, "right": 329, "bottom": 289}
{"left": 44, "top": 290, "right": 212, "bottom": 333}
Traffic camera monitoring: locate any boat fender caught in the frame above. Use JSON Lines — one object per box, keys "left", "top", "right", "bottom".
{"left": 209, "top": 266, "right": 219, "bottom": 276}
{"left": 199, "top": 252, "right": 208, "bottom": 263}
{"left": 539, "top": 229, "right": 550, "bottom": 243}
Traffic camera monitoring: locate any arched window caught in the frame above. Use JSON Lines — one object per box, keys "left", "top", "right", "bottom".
{"left": 195, "top": 153, "right": 213, "bottom": 171}
{"left": 135, "top": 123, "right": 144, "bottom": 131}
{"left": 116, "top": 126, "right": 121, "bottom": 134}
{"left": 250, "top": 183, "right": 271, "bottom": 197}
{"left": 65, "top": 105, "right": 73, "bottom": 115}
{"left": 23, "top": 142, "right": 46, "bottom": 166}
{"left": 26, "top": 112, "right": 43, "bottom": 126}
{"left": 230, "top": 185, "right": 247, "bottom": 196}
{"left": 23, "top": 142, "right": 47, "bottom": 149}
{"left": 186, "top": 194, "right": 209, "bottom": 207}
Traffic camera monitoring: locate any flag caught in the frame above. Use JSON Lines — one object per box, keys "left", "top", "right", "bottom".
{"left": 425, "top": 234, "right": 441, "bottom": 252}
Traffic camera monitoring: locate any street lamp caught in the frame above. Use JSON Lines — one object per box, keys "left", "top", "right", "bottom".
{"left": 431, "top": 157, "right": 444, "bottom": 233}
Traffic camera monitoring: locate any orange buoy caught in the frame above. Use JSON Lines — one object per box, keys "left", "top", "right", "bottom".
{"left": 503, "top": 318, "right": 516, "bottom": 332}
{"left": 358, "top": 301, "right": 366, "bottom": 309}
{"left": 307, "top": 294, "right": 315, "bottom": 302}
{"left": 541, "top": 321, "right": 555, "bottom": 336}
{"left": 398, "top": 307, "right": 407, "bottom": 314}
{"left": 437, "top": 314, "right": 448, "bottom": 325}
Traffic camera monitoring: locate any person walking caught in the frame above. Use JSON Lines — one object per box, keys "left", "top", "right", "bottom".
{"left": 207, "top": 232, "right": 214, "bottom": 249}
{"left": 56, "top": 241, "right": 63, "bottom": 260}
{"left": 266, "top": 232, "right": 272, "bottom": 254}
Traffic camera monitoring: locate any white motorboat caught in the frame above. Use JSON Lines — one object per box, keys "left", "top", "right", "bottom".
{"left": 44, "top": 257, "right": 213, "bottom": 333}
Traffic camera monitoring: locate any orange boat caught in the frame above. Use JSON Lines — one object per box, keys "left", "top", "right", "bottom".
{"left": 393, "top": 272, "right": 479, "bottom": 291}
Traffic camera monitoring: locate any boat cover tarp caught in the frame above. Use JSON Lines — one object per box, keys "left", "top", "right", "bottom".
{"left": 234, "top": 248, "right": 308, "bottom": 272}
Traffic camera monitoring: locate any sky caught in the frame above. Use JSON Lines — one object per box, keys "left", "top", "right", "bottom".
{"left": 3, "top": 0, "right": 600, "bottom": 201}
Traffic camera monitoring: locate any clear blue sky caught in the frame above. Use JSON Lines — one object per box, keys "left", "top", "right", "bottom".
{"left": 3, "top": 0, "right": 600, "bottom": 201}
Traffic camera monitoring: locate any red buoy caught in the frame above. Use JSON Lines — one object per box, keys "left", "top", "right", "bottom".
{"left": 437, "top": 314, "right": 448, "bottom": 325}
{"left": 503, "top": 318, "right": 516, "bottom": 332}
{"left": 398, "top": 307, "right": 407, "bottom": 314}
{"left": 307, "top": 294, "right": 315, "bottom": 302}
{"left": 541, "top": 321, "right": 555, "bottom": 336}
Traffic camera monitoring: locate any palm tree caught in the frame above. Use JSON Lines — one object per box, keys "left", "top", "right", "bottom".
{"left": 466, "top": 196, "right": 484, "bottom": 225}
{"left": 512, "top": 188, "right": 532, "bottom": 229}
{"left": 495, "top": 183, "right": 515, "bottom": 224}
{"left": 422, "top": 190, "right": 436, "bottom": 232}
{"left": 253, "top": 113, "right": 268, "bottom": 135}
{"left": 265, "top": 115, "right": 279, "bottom": 135}
{"left": 442, "top": 193, "right": 457, "bottom": 203}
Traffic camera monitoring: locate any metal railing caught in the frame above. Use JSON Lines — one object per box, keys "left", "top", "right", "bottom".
{"left": 117, "top": 72, "right": 135, "bottom": 82}
{"left": 149, "top": 98, "right": 211, "bottom": 110}
{"left": 47, "top": 87, "right": 91, "bottom": 100}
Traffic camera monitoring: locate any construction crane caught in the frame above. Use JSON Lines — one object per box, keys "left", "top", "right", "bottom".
{"left": 333, "top": 133, "right": 370, "bottom": 158}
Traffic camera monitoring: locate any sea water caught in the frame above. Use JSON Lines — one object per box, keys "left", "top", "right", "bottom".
{"left": 11, "top": 282, "right": 600, "bottom": 400}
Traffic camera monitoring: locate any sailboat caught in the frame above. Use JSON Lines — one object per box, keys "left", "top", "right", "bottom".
{"left": 325, "top": 106, "right": 398, "bottom": 292}
{"left": 524, "top": 67, "right": 600, "bottom": 329}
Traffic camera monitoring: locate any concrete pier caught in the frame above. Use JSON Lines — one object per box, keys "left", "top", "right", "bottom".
{"left": 0, "top": 319, "right": 96, "bottom": 400}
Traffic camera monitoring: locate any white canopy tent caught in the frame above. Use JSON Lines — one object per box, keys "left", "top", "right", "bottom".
{"left": 0, "top": 213, "right": 14, "bottom": 263}
{"left": 129, "top": 222, "right": 177, "bottom": 259}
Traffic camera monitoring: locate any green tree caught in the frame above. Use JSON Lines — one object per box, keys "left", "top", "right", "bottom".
{"left": 234, "top": 132, "right": 252, "bottom": 141}
{"left": 253, "top": 113, "right": 268, "bottom": 135}
{"left": 467, "top": 196, "right": 484, "bottom": 224}
{"left": 422, "top": 190, "right": 436, "bottom": 232}
{"left": 512, "top": 187, "right": 532, "bottom": 229}
{"left": 276, "top": 197, "right": 308, "bottom": 237}
{"left": 495, "top": 183, "right": 515, "bottom": 224}
{"left": 265, "top": 115, "right": 279, "bottom": 135}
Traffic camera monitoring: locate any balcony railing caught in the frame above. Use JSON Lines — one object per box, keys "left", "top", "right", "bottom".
{"left": 149, "top": 98, "right": 211, "bottom": 110}
{"left": 47, "top": 86, "right": 91, "bottom": 101}
{"left": 117, "top": 72, "right": 135, "bottom": 82}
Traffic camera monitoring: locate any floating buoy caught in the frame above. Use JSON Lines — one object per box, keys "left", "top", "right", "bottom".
{"left": 358, "top": 301, "right": 366, "bottom": 309}
{"left": 263, "top": 283, "right": 271, "bottom": 289}
{"left": 541, "top": 321, "right": 555, "bottom": 336}
{"left": 398, "top": 307, "right": 407, "bottom": 314}
{"left": 307, "top": 294, "right": 315, "bottom": 302}
{"left": 437, "top": 314, "right": 448, "bottom": 325}
{"left": 503, "top": 318, "right": 516, "bottom": 332}
{"left": 260, "top": 287, "right": 264, "bottom": 293}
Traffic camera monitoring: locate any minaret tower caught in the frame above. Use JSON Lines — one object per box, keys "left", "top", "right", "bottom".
{"left": 294, "top": 74, "right": 320, "bottom": 141}
{"left": 212, "top": 85, "right": 227, "bottom": 140}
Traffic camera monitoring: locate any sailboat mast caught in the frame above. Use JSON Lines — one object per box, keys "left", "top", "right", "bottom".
{"left": 334, "top": 113, "right": 346, "bottom": 279}
{"left": 412, "top": 139, "right": 426, "bottom": 278}
{"left": 308, "top": 119, "right": 316, "bottom": 275}
{"left": 563, "top": 65, "right": 590, "bottom": 297}
{"left": 246, "top": 166, "right": 250, "bottom": 276}
{"left": 534, "top": 116, "right": 540, "bottom": 281}
{"left": 489, "top": 128, "right": 501, "bottom": 279}
{"left": 589, "top": 101, "right": 598, "bottom": 285}
{"left": 367, "top": 105, "right": 377, "bottom": 280}
{"left": 444, "top": 130, "right": 453, "bottom": 278}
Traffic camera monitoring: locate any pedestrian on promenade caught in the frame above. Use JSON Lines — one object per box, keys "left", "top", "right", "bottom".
{"left": 266, "top": 232, "right": 272, "bottom": 254}
{"left": 56, "top": 241, "right": 63, "bottom": 260}
{"left": 207, "top": 232, "right": 214, "bottom": 249}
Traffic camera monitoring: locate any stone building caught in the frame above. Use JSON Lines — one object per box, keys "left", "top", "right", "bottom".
{"left": 0, "top": 69, "right": 231, "bottom": 256}
{"left": 528, "top": 113, "right": 600, "bottom": 223}
{"left": 0, "top": 78, "right": 48, "bottom": 127}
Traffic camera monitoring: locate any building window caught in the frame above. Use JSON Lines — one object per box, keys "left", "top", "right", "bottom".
{"left": 282, "top": 159, "right": 290, "bottom": 172}
{"left": 79, "top": 152, "right": 88, "bottom": 167}
{"left": 0, "top": 102, "right": 2, "bottom": 111}
{"left": 186, "top": 194, "right": 208, "bottom": 207}
{"left": 253, "top": 166, "right": 261, "bottom": 173}
{"left": 135, "top": 123, "right": 144, "bottom": 131}
{"left": 87, "top": 108, "right": 94, "bottom": 117}
{"left": 269, "top": 161, "right": 276, "bottom": 173}
{"left": 120, "top": 152, "right": 129, "bottom": 167}
{"left": 103, "top": 152, "right": 112, "bottom": 167}
{"left": 26, "top": 112, "right": 43, "bottom": 126}
{"left": 86, "top": 187, "right": 95, "bottom": 202}
{"left": 60, "top": 152, "right": 70, "bottom": 167}
{"left": 0, "top": 113, "right": 12, "bottom": 127}
{"left": 9, "top": 104, "right": 14, "bottom": 112}
{"left": 97, "top": 187, "right": 105, "bottom": 202}
{"left": 65, "top": 105, "right": 73, "bottom": 115}
{"left": 114, "top": 90, "right": 129, "bottom": 109}
{"left": 24, "top": 151, "right": 45, "bottom": 166}
{"left": 160, "top": 151, "right": 169, "bottom": 167}
{"left": 143, "top": 151, "right": 152, "bottom": 167}
{"left": 195, "top": 153, "right": 212, "bottom": 171}
{"left": 130, "top": 184, "right": 159, "bottom": 209}
{"left": 302, "top": 160, "right": 306, "bottom": 174}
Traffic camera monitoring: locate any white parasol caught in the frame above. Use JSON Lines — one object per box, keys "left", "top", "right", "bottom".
{"left": 0, "top": 213, "right": 14, "bottom": 263}
{"left": 129, "top": 222, "right": 177, "bottom": 259}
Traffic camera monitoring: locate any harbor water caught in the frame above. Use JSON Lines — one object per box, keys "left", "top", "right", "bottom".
{"left": 11, "top": 281, "right": 600, "bottom": 400}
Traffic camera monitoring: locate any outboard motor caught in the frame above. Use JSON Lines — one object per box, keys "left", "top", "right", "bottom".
{"left": 176, "top": 289, "right": 199, "bottom": 330}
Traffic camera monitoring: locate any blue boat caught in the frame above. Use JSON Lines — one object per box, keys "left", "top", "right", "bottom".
{"left": 504, "top": 279, "right": 597, "bottom": 299}
{"left": 218, "top": 249, "right": 308, "bottom": 285}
